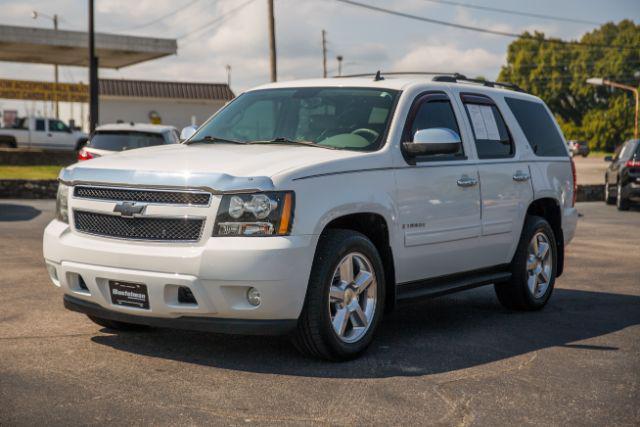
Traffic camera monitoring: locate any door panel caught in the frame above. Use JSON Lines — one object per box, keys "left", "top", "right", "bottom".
{"left": 478, "top": 162, "right": 533, "bottom": 264}
{"left": 394, "top": 164, "right": 482, "bottom": 282}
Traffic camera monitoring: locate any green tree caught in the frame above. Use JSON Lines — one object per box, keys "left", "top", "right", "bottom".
{"left": 498, "top": 21, "right": 640, "bottom": 151}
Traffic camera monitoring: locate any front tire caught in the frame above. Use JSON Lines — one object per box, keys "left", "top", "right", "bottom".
{"left": 605, "top": 179, "right": 616, "bottom": 205}
{"left": 292, "top": 229, "right": 385, "bottom": 361}
{"left": 495, "top": 216, "right": 557, "bottom": 311}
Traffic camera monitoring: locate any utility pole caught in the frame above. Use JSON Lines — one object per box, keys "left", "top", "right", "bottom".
{"left": 336, "top": 55, "right": 343, "bottom": 77}
{"left": 32, "top": 11, "right": 60, "bottom": 119}
{"left": 226, "top": 64, "right": 232, "bottom": 88}
{"left": 88, "top": 0, "right": 99, "bottom": 132}
{"left": 267, "top": 0, "right": 277, "bottom": 82}
{"left": 322, "top": 30, "right": 327, "bottom": 78}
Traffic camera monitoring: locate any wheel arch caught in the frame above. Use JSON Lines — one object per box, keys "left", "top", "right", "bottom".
{"left": 526, "top": 197, "right": 565, "bottom": 277}
{"left": 320, "top": 211, "right": 397, "bottom": 313}
{"left": 0, "top": 135, "right": 17, "bottom": 148}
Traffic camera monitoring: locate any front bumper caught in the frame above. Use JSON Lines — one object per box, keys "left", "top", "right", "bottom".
{"left": 44, "top": 220, "right": 317, "bottom": 328}
{"left": 63, "top": 294, "right": 297, "bottom": 335}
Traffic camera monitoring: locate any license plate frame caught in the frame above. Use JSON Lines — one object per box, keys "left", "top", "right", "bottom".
{"left": 108, "top": 280, "right": 150, "bottom": 309}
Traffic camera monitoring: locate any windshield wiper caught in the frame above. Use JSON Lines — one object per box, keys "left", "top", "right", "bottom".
{"left": 186, "top": 135, "right": 245, "bottom": 145}
{"left": 248, "top": 137, "right": 337, "bottom": 150}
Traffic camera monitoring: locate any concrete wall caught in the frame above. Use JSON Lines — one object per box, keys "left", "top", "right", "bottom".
{"left": 99, "top": 96, "right": 226, "bottom": 129}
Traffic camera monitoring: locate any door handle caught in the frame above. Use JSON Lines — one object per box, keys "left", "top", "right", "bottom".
{"left": 47, "top": 133, "right": 52, "bottom": 137}
{"left": 513, "top": 171, "right": 530, "bottom": 182}
{"left": 457, "top": 175, "right": 478, "bottom": 187}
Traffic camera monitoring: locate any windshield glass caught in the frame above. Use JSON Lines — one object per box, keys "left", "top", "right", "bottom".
{"left": 191, "top": 87, "right": 399, "bottom": 151}
{"left": 89, "top": 131, "right": 166, "bottom": 151}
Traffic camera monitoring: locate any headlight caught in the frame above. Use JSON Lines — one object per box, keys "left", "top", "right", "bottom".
{"left": 55, "top": 182, "right": 69, "bottom": 223}
{"left": 214, "top": 192, "right": 294, "bottom": 236}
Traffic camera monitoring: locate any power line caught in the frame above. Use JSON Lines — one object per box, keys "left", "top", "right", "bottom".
{"left": 119, "top": 0, "right": 204, "bottom": 32}
{"left": 421, "top": 0, "right": 601, "bottom": 26}
{"left": 335, "top": 0, "right": 638, "bottom": 51}
{"left": 177, "top": 0, "right": 256, "bottom": 41}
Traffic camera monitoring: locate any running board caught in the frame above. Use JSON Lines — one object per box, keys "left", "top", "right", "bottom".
{"left": 396, "top": 267, "right": 511, "bottom": 302}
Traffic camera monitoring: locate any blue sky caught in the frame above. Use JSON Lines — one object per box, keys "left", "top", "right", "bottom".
{"left": 0, "top": 0, "right": 638, "bottom": 121}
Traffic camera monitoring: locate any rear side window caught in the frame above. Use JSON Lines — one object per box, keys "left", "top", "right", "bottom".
{"left": 35, "top": 119, "right": 45, "bottom": 131}
{"left": 461, "top": 95, "right": 513, "bottom": 159}
{"left": 505, "top": 97, "right": 567, "bottom": 157}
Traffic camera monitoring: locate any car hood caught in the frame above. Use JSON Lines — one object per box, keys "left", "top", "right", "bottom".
{"left": 61, "top": 142, "right": 364, "bottom": 192}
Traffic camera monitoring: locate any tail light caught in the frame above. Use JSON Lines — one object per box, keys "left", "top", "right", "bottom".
{"left": 570, "top": 157, "right": 577, "bottom": 207}
{"left": 77, "top": 148, "right": 93, "bottom": 161}
{"left": 625, "top": 159, "right": 640, "bottom": 168}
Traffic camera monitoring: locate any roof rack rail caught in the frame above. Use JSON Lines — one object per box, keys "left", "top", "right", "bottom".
{"left": 336, "top": 71, "right": 457, "bottom": 79}
{"left": 433, "top": 73, "right": 525, "bottom": 92}
{"left": 334, "top": 71, "right": 525, "bottom": 92}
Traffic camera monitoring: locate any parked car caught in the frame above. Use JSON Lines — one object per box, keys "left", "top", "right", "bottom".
{"left": 567, "top": 140, "right": 589, "bottom": 157}
{"left": 604, "top": 139, "right": 640, "bottom": 210}
{"left": 78, "top": 123, "right": 180, "bottom": 161}
{"left": 0, "top": 117, "right": 87, "bottom": 150}
{"left": 43, "top": 75, "right": 578, "bottom": 361}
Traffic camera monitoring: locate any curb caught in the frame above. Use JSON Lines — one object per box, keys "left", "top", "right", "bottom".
{"left": 1, "top": 180, "right": 607, "bottom": 202}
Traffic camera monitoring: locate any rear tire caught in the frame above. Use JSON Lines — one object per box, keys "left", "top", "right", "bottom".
{"left": 292, "top": 229, "right": 385, "bottom": 361}
{"left": 616, "top": 183, "right": 630, "bottom": 211}
{"left": 495, "top": 215, "right": 557, "bottom": 311}
{"left": 86, "top": 315, "right": 149, "bottom": 331}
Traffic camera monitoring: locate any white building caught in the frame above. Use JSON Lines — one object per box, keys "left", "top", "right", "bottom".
{"left": 99, "top": 79, "right": 234, "bottom": 129}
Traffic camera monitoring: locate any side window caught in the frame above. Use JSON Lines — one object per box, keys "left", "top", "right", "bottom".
{"left": 462, "top": 95, "right": 513, "bottom": 159}
{"left": 407, "top": 95, "right": 464, "bottom": 159}
{"left": 504, "top": 97, "right": 567, "bottom": 157}
{"left": 48, "top": 119, "right": 70, "bottom": 132}
{"left": 35, "top": 119, "right": 45, "bottom": 132}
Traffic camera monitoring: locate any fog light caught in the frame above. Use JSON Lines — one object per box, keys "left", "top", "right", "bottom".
{"left": 247, "top": 287, "right": 261, "bottom": 306}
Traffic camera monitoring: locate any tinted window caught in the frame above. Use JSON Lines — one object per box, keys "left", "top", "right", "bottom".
{"left": 48, "top": 119, "right": 69, "bottom": 132}
{"left": 463, "top": 102, "right": 513, "bottom": 159}
{"left": 192, "top": 87, "right": 399, "bottom": 151}
{"left": 35, "top": 119, "right": 45, "bottom": 131}
{"left": 505, "top": 97, "right": 567, "bottom": 157}
{"left": 89, "top": 131, "right": 167, "bottom": 151}
{"left": 634, "top": 141, "right": 640, "bottom": 157}
{"left": 409, "top": 100, "right": 464, "bottom": 158}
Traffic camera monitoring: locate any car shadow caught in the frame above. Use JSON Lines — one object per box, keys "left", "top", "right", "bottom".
{"left": 90, "top": 287, "right": 640, "bottom": 378}
{"left": 0, "top": 203, "right": 41, "bottom": 222}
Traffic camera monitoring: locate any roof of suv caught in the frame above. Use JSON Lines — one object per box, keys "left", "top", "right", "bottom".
{"left": 250, "top": 75, "right": 541, "bottom": 102}
{"left": 95, "top": 123, "right": 177, "bottom": 134}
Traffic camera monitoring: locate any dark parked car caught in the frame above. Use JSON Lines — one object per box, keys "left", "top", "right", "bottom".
{"left": 605, "top": 139, "right": 640, "bottom": 210}
{"left": 568, "top": 140, "right": 589, "bottom": 157}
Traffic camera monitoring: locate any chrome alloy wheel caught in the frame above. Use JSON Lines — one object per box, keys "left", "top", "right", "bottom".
{"left": 527, "top": 232, "right": 553, "bottom": 299}
{"left": 328, "top": 252, "right": 377, "bottom": 343}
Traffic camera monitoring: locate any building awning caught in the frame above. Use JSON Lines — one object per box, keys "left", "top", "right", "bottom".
{"left": 0, "top": 78, "right": 234, "bottom": 103}
{"left": 0, "top": 25, "right": 177, "bottom": 69}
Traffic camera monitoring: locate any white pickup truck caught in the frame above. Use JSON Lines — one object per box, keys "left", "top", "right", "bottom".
{"left": 0, "top": 117, "right": 88, "bottom": 150}
{"left": 44, "top": 74, "right": 578, "bottom": 361}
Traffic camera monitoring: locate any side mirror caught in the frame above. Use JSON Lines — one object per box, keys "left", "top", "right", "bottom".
{"left": 180, "top": 125, "right": 197, "bottom": 141}
{"left": 604, "top": 156, "right": 613, "bottom": 162}
{"left": 403, "top": 128, "right": 462, "bottom": 157}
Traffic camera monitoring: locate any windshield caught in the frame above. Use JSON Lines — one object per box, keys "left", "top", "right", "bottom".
{"left": 191, "top": 87, "right": 399, "bottom": 151}
{"left": 89, "top": 131, "right": 167, "bottom": 151}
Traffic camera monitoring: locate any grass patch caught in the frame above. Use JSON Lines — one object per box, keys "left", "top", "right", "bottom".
{"left": 0, "top": 165, "right": 62, "bottom": 180}
{"left": 588, "top": 151, "right": 614, "bottom": 158}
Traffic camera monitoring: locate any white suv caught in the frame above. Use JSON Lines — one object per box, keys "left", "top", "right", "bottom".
{"left": 43, "top": 74, "right": 578, "bottom": 361}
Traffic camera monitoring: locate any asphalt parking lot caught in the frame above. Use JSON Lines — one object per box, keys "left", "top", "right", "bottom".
{"left": 1, "top": 200, "right": 638, "bottom": 426}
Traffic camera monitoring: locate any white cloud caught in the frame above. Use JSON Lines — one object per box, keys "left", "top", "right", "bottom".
{"left": 392, "top": 44, "right": 505, "bottom": 78}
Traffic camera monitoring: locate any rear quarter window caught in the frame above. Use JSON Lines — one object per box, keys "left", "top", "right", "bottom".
{"left": 504, "top": 97, "right": 568, "bottom": 157}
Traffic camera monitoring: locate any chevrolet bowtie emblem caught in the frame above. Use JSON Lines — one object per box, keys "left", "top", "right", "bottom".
{"left": 113, "top": 201, "right": 146, "bottom": 218}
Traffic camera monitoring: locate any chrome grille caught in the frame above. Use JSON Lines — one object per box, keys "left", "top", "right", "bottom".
{"left": 74, "top": 186, "right": 210, "bottom": 206}
{"left": 74, "top": 210, "right": 204, "bottom": 241}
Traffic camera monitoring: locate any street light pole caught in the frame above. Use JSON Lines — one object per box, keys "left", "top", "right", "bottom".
{"left": 587, "top": 77, "right": 639, "bottom": 140}
{"left": 88, "top": 0, "right": 99, "bottom": 132}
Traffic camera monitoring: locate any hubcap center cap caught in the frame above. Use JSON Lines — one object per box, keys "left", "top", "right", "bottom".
{"left": 344, "top": 288, "right": 356, "bottom": 305}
